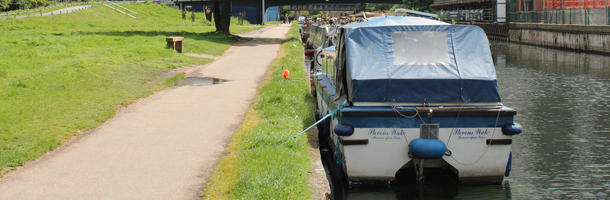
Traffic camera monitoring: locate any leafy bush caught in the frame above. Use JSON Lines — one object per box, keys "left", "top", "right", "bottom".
{"left": 1, "top": 0, "right": 51, "bottom": 11}
{"left": 0, "top": 0, "right": 11, "bottom": 10}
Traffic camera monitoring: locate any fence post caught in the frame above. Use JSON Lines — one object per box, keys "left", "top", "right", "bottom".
{"left": 585, "top": 8, "right": 588, "bottom": 25}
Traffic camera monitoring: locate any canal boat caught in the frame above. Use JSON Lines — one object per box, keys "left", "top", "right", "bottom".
{"left": 307, "top": 24, "right": 338, "bottom": 71}
{"left": 312, "top": 16, "right": 522, "bottom": 199}
{"left": 299, "top": 19, "right": 313, "bottom": 43}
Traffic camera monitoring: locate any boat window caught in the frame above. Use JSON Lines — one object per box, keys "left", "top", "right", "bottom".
{"left": 335, "top": 34, "right": 346, "bottom": 96}
{"left": 331, "top": 57, "right": 336, "bottom": 81}
{"left": 391, "top": 31, "right": 452, "bottom": 66}
{"left": 322, "top": 51, "right": 336, "bottom": 85}
{"left": 323, "top": 57, "right": 328, "bottom": 74}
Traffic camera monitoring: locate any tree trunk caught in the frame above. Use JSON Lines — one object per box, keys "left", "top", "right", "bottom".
{"left": 219, "top": 0, "right": 231, "bottom": 34}
{"left": 212, "top": 0, "right": 231, "bottom": 35}
{"left": 213, "top": 0, "right": 221, "bottom": 31}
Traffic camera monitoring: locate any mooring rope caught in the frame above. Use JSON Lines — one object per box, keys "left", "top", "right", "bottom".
{"left": 280, "top": 102, "right": 349, "bottom": 145}
{"left": 447, "top": 106, "right": 504, "bottom": 166}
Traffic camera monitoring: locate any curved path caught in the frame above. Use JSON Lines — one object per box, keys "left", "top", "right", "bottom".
{"left": 0, "top": 24, "right": 291, "bottom": 200}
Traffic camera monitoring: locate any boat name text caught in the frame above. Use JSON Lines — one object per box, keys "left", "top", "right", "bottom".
{"left": 369, "top": 129, "right": 405, "bottom": 141}
{"left": 452, "top": 128, "right": 490, "bottom": 139}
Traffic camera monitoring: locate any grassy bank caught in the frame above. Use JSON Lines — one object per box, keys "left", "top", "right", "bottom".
{"left": 203, "top": 24, "right": 315, "bottom": 199}
{"left": 0, "top": 2, "right": 261, "bottom": 173}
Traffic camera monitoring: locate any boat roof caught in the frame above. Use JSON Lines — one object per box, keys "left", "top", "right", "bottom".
{"left": 340, "top": 16, "right": 500, "bottom": 103}
{"left": 343, "top": 16, "right": 447, "bottom": 29}
{"left": 405, "top": 9, "right": 439, "bottom": 19}
{"left": 395, "top": 8, "right": 439, "bottom": 19}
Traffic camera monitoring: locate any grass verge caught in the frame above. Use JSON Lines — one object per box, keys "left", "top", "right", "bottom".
{"left": 163, "top": 72, "right": 186, "bottom": 87}
{"left": 264, "top": 21, "right": 281, "bottom": 25}
{"left": 203, "top": 23, "right": 315, "bottom": 199}
{"left": 0, "top": 2, "right": 262, "bottom": 173}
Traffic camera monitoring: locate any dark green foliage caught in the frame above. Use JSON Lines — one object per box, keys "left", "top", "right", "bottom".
{"left": 391, "top": 0, "right": 434, "bottom": 12}
{"left": 0, "top": 0, "right": 10, "bottom": 10}
{"left": 366, "top": 0, "right": 434, "bottom": 12}
{"left": 1, "top": 0, "right": 52, "bottom": 11}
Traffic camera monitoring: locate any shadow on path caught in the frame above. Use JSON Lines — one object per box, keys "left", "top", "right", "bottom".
{"left": 76, "top": 28, "right": 301, "bottom": 48}
{"left": 79, "top": 30, "right": 240, "bottom": 46}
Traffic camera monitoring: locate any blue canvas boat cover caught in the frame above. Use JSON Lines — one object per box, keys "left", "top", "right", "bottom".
{"left": 343, "top": 16, "right": 500, "bottom": 103}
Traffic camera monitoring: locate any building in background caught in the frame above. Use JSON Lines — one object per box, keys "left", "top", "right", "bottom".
{"left": 431, "top": 0, "right": 507, "bottom": 22}
{"left": 265, "top": 6, "right": 279, "bottom": 22}
{"left": 173, "top": 0, "right": 400, "bottom": 24}
{"left": 431, "top": 0, "right": 609, "bottom": 24}
{"left": 508, "top": 0, "right": 609, "bottom": 24}
{"left": 175, "top": 0, "right": 264, "bottom": 24}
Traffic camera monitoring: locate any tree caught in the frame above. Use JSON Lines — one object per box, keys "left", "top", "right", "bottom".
{"left": 212, "top": 0, "right": 231, "bottom": 35}
{"left": 0, "top": 0, "right": 51, "bottom": 11}
{"left": 389, "top": 0, "right": 434, "bottom": 12}
{"left": 365, "top": 3, "right": 393, "bottom": 11}
{"left": 0, "top": 0, "right": 10, "bottom": 11}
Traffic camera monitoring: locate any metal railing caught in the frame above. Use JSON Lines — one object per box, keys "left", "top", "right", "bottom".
{"left": 102, "top": 1, "right": 137, "bottom": 18}
{"left": 106, "top": 1, "right": 138, "bottom": 17}
{"left": 508, "top": 8, "right": 610, "bottom": 25}
{"left": 508, "top": 0, "right": 609, "bottom": 25}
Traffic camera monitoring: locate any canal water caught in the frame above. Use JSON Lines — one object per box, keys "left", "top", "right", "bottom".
{"left": 347, "top": 42, "right": 610, "bottom": 199}
{"left": 492, "top": 41, "right": 609, "bottom": 199}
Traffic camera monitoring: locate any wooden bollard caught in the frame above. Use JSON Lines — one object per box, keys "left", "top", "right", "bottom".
{"left": 166, "top": 37, "right": 184, "bottom": 53}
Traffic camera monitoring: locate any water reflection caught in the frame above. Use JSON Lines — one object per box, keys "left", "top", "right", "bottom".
{"left": 345, "top": 42, "right": 610, "bottom": 199}
{"left": 492, "top": 42, "right": 610, "bottom": 79}
{"left": 177, "top": 76, "right": 228, "bottom": 86}
{"left": 493, "top": 41, "right": 610, "bottom": 199}
{"left": 348, "top": 179, "right": 512, "bottom": 200}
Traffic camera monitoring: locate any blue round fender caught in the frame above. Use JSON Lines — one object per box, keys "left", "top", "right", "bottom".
{"left": 502, "top": 123, "right": 523, "bottom": 135}
{"left": 409, "top": 139, "right": 446, "bottom": 159}
{"left": 333, "top": 123, "right": 354, "bottom": 136}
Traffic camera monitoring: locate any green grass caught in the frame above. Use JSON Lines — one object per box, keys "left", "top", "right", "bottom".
{"left": 0, "top": 2, "right": 262, "bottom": 172}
{"left": 203, "top": 23, "right": 315, "bottom": 199}
{"left": 163, "top": 72, "right": 186, "bottom": 87}
{"left": 264, "top": 21, "right": 280, "bottom": 25}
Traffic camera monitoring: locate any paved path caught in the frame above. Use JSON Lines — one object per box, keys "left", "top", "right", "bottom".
{"left": 0, "top": 24, "right": 291, "bottom": 200}
{"left": 3, "top": 5, "right": 91, "bottom": 19}
{"left": 41, "top": 5, "right": 91, "bottom": 17}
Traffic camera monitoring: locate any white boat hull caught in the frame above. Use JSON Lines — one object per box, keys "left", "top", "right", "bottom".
{"left": 332, "top": 125, "right": 512, "bottom": 182}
